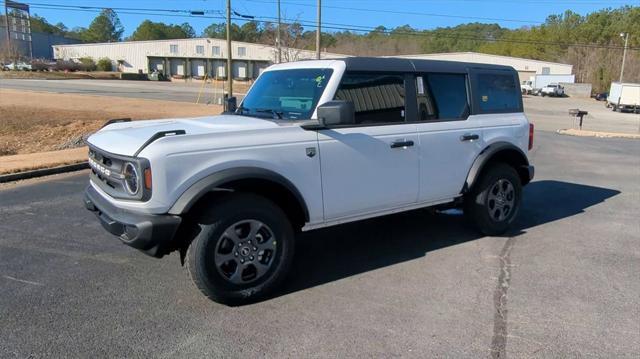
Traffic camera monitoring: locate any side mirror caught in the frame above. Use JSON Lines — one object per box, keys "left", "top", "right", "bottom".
{"left": 317, "top": 100, "right": 355, "bottom": 127}
{"left": 224, "top": 95, "right": 237, "bottom": 113}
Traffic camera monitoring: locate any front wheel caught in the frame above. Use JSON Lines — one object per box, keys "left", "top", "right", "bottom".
{"left": 465, "top": 163, "right": 522, "bottom": 236}
{"left": 186, "top": 193, "right": 295, "bottom": 305}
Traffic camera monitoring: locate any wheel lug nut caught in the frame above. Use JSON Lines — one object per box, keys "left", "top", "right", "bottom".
{"left": 240, "top": 259, "right": 244, "bottom": 263}
{"left": 234, "top": 252, "right": 238, "bottom": 257}
{"left": 253, "top": 247, "right": 257, "bottom": 251}
{"left": 249, "top": 256, "right": 254, "bottom": 261}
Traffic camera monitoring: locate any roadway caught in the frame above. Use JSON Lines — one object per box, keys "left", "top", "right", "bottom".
{"left": 0, "top": 131, "right": 639, "bottom": 357}
{"left": 0, "top": 79, "right": 245, "bottom": 103}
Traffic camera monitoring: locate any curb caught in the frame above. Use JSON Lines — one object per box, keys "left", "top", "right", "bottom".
{"left": 0, "top": 162, "right": 89, "bottom": 183}
{"left": 557, "top": 129, "right": 640, "bottom": 140}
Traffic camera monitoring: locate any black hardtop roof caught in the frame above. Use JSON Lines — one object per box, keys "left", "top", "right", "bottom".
{"left": 340, "top": 56, "right": 515, "bottom": 74}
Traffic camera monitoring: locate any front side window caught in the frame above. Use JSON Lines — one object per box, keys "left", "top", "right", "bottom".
{"left": 238, "top": 68, "right": 333, "bottom": 120}
{"left": 424, "top": 73, "right": 469, "bottom": 119}
{"left": 334, "top": 72, "right": 405, "bottom": 124}
{"left": 476, "top": 73, "right": 520, "bottom": 113}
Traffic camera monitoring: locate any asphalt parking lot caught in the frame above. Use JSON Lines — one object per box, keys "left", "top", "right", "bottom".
{"left": 1, "top": 130, "right": 639, "bottom": 357}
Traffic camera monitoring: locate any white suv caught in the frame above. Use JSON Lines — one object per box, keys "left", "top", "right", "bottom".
{"left": 84, "top": 58, "right": 534, "bottom": 304}
{"left": 541, "top": 83, "right": 565, "bottom": 97}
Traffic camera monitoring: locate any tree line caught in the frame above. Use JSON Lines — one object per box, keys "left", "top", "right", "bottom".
{"left": 11, "top": 6, "right": 640, "bottom": 90}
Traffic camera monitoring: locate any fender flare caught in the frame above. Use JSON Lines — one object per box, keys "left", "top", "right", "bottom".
{"left": 462, "top": 142, "right": 530, "bottom": 193}
{"left": 168, "top": 167, "right": 310, "bottom": 222}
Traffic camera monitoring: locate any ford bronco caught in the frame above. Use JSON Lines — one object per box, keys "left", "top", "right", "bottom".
{"left": 84, "top": 57, "right": 534, "bottom": 305}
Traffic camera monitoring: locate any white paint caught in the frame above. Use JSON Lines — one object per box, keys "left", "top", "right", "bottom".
{"left": 3, "top": 275, "right": 43, "bottom": 286}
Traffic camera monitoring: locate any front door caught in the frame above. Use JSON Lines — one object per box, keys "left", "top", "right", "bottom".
{"left": 318, "top": 72, "right": 420, "bottom": 220}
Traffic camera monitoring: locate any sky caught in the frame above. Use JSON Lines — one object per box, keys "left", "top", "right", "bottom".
{"left": 7, "top": 0, "right": 639, "bottom": 37}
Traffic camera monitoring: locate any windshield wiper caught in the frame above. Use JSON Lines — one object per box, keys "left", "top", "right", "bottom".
{"left": 236, "top": 105, "right": 249, "bottom": 115}
{"left": 255, "top": 108, "right": 284, "bottom": 119}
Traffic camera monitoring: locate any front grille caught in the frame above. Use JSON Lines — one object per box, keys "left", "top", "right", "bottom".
{"left": 88, "top": 147, "right": 131, "bottom": 199}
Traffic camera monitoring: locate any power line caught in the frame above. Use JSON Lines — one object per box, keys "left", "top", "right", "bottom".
{"left": 2, "top": 1, "right": 637, "bottom": 51}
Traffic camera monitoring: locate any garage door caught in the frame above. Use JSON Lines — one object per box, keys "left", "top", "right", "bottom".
{"left": 170, "top": 59, "right": 185, "bottom": 76}
{"left": 191, "top": 60, "right": 206, "bottom": 77}
{"left": 233, "top": 61, "right": 248, "bottom": 80}
{"left": 149, "top": 58, "right": 164, "bottom": 73}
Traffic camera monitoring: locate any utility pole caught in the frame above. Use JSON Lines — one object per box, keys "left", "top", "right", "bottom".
{"left": 619, "top": 32, "right": 629, "bottom": 83}
{"left": 315, "top": 0, "right": 321, "bottom": 60}
{"left": 226, "top": 0, "right": 233, "bottom": 97}
{"left": 276, "top": 0, "right": 281, "bottom": 63}
{"left": 4, "top": 3, "right": 11, "bottom": 61}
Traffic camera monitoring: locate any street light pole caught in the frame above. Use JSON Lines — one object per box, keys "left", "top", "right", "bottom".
{"left": 316, "top": 0, "right": 321, "bottom": 60}
{"left": 619, "top": 32, "right": 629, "bottom": 83}
{"left": 226, "top": 0, "right": 233, "bottom": 97}
{"left": 277, "top": 0, "right": 281, "bottom": 63}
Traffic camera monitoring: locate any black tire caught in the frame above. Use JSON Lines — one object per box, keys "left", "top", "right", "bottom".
{"left": 465, "top": 163, "right": 522, "bottom": 236}
{"left": 186, "top": 193, "right": 295, "bottom": 305}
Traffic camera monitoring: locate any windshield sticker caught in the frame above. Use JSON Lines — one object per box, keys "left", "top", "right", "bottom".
{"left": 482, "top": 95, "right": 489, "bottom": 102}
{"left": 315, "top": 75, "right": 326, "bottom": 87}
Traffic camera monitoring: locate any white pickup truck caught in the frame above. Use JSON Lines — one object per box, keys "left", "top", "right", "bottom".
{"left": 84, "top": 57, "right": 534, "bottom": 304}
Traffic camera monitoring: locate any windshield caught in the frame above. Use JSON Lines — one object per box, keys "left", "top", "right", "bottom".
{"left": 238, "top": 68, "right": 333, "bottom": 120}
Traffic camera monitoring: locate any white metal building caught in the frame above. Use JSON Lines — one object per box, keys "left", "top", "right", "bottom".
{"left": 392, "top": 52, "right": 573, "bottom": 81}
{"left": 53, "top": 38, "right": 345, "bottom": 80}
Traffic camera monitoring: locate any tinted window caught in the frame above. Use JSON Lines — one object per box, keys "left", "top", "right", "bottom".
{"left": 424, "top": 73, "right": 469, "bottom": 119}
{"left": 477, "top": 73, "right": 520, "bottom": 113}
{"left": 335, "top": 73, "right": 405, "bottom": 124}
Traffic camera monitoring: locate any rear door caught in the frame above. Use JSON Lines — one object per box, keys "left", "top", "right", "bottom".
{"left": 318, "top": 72, "right": 420, "bottom": 220}
{"left": 413, "top": 73, "right": 484, "bottom": 202}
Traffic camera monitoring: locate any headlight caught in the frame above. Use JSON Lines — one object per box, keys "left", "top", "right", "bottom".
{"left": 123, "top": 162, "right": 140, "bottom": 195}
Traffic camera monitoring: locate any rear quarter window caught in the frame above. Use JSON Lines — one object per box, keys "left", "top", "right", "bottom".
{"left": 475, "top": 73, "right": 521, "bottom": 113}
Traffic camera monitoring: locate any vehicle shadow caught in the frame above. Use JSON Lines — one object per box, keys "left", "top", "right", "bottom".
{"left": 273, "top": 180, "right": 620, "bottom": 299}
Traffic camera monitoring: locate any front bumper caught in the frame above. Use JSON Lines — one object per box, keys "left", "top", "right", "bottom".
{"left": 84, "top": 185, "right": 182, "bottom": 258}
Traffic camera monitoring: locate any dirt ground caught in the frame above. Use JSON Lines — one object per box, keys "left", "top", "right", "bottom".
{"left": 0, "top": 89, "right": 222, "bottom": 155}
{"left": 0, "top": 71, "right": 118, "bottom": 80}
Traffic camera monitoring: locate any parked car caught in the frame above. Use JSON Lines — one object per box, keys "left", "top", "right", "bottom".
{"left": 593, "top": 92, "right": 608, "bottom": 101}
{"left": 541, "top": 83, "right": 565, "bottom": 97}
{"left": 84, "top": 57, "right": 534, "bottom": 305}
{"left": 2, "top": 62, "right": 32, "bottom": 71}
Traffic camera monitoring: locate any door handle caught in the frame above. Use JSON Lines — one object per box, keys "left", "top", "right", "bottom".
{"left": 460, "top": 134, "right": 479, "bottom": 142}
{"left": 390, "top": 140, "right": 414, "bottom": 148}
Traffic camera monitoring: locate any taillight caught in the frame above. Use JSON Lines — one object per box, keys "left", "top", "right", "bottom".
{"left": 144, "top": 168, "right": 152, "bottom": 190}
{"left": 528, "top": 123, "right": 534, "bottom": 150}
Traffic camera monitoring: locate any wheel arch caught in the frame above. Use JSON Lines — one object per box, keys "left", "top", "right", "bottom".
{"left": 168, "top": 167, "right": 310, "bottom": 227}
{"left": 463, "top": 142, "right": 531, "bottom": 193}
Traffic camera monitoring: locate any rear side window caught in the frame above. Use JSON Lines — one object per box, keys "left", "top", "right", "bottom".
{"left": 335, "top": 72, "right": 405, "bottom": 124}
{"left": 476, "top": 73, "right": 520, "bottom": 113}
{"left": 423, "top": 74, "right": 469, "bottom": 120}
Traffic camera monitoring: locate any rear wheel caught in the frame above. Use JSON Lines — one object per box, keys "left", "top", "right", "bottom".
{"left": 186, "top": 193, "right": 295, "bottom": 305}
{"left": 465, "top": 163, "right": 522, "bottom": 236}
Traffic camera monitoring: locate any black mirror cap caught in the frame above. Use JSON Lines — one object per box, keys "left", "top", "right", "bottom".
{"left": 317, "top": 100, "right": 355, "bottom": 127}
{"left": 224, "top": 96, "right": 237, "bottom": 113}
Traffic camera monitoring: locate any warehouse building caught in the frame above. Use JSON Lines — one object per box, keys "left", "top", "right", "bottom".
{"left": 392, "top": 52, "right": 573, "bottom": 81}
{"left": 53, "top": 38, "right": 345, "bottom": 80}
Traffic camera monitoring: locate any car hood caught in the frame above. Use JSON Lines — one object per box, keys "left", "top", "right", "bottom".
{"left": 87, "top": 114, "right": 281, "bottom": 157}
